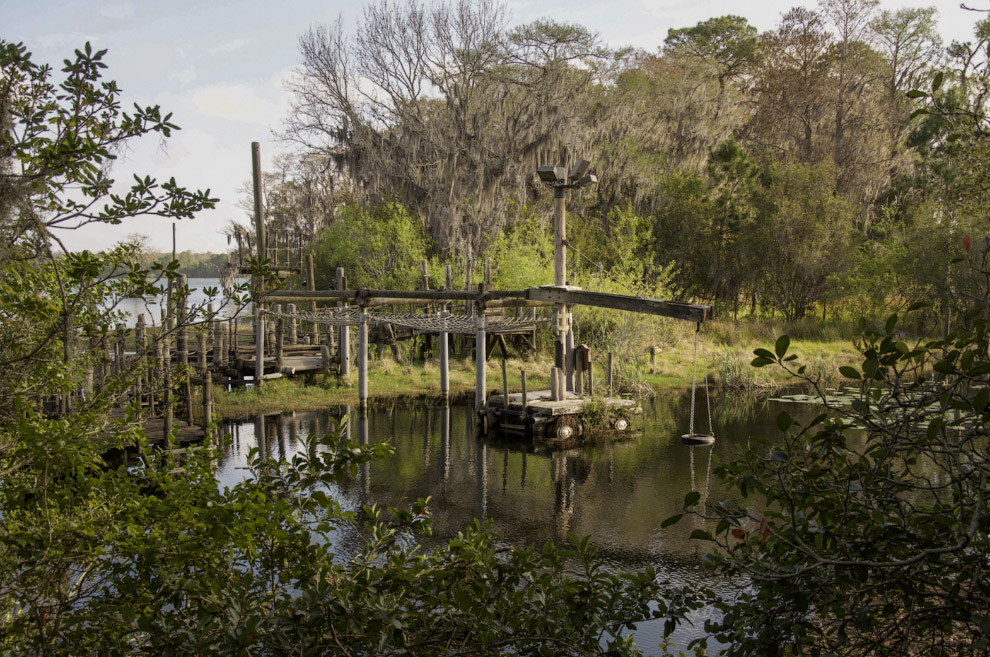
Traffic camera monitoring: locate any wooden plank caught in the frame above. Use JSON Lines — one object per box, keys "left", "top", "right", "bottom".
{"left": 525, "top": 287, "right": 711, "bottom": 322}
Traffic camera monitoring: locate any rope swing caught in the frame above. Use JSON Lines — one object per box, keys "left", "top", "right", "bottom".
{"left": 681, "top": 322, "right": 715, "bottom": 446}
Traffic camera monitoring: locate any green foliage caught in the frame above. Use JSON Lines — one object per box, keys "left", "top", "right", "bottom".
{"left": 487, "top": 210, "right": 553, "bottom": 290}
{"left": 309, "top": 202, "right": 429, "bottom": 290}
{"left": 677, "top": 283, "right": 990, "bottom": 655}
{"left": 1, "top": 41, "right": 699, "bottom": 657}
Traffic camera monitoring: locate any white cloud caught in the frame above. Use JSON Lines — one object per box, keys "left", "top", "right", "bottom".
{"left": 100, "top": 3, "right": 134, "bottom": 20}
{"left": 190, "top": 83, "right": 284, "bottom": 126}
{"left": 169, "top": 64, "right": 197, "bottom": 86}
{"left": 208, "top": 38, "right": 249, "bottom": 55}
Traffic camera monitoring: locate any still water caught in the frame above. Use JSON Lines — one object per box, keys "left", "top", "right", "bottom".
{"left": 217, "top": 390, "right": 822, "bottom": 654}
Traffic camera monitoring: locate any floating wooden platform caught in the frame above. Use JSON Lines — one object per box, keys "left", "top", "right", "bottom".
{"left": 485, "top": 390, "right": 639, "bottom": 440}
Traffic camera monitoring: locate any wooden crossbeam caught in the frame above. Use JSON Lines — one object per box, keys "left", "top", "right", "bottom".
{"left": 261, "top": 286, "right": 711, "bottom": 322}
{"left": 525, "top": 287, "right": 711, "bottom": 323}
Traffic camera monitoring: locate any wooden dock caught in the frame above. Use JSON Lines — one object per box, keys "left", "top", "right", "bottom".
{"left": 484, "top": 389, "right": 639, "bottom": 440}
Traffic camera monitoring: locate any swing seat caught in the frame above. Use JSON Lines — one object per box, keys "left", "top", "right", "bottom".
{"left": 681, "top": 433, "right": 715, "bottom": 446}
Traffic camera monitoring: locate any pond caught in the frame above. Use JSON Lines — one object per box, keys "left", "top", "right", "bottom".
{"left": 217, "top": 389, "right": 825, "bottom": 654}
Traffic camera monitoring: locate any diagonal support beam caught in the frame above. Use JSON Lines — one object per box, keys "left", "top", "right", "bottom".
{"left": 525, "top": 287, "right": 712, "bottom": 323}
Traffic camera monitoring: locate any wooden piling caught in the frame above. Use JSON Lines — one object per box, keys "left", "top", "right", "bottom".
{"left": 286, "top": 303, "right": 297, "bottom": 345}
{"left": 574, "top": 348, "right": 584, "bottom": 395}
{"left": 307, "top": 254, "right": 317, "bottom": 344}
{"left": 464, "top": 247, "right": 473, "bottom": 318}
{"left": 274, "top": 304, "right": 284, "bottom": 370}
{"left": 198, "top": 330, "right": 208, "bottom": 375}
{"left": 337, "top": 267, "right": 350, "bottom": 377}
{"left": 501, "top": 356, "right": 508, "bottom": 401}
{"left": 521, "top": 370, "right": 528, "bottom": 409}
{"left": 475, "top": 315, "right": 487, "bottom": 411}
{"left": 550, "top": 368, "right": 559, "bottom": 402}
{"left": 321, "top": 345, "right": 331, "bottom": 378}
{"left": 163, "top": 352, "right": 173, "bottom": 450}
{"left": 358, "top": 312, "right": 368, "bottom": 407}
{"left": 202, "top": 374, "right": 213, "bottom": 442}
{"left": 565, "top": 325, "right": 575, "bottom": 392}
{"left": 607, "top": 352, "right": 614, "bottom": 396}
{"left": 649, "top": 345, "right": 658, "bottom": 374}
{"left": 439, "top": 314, "right": 449, "bottom": 397}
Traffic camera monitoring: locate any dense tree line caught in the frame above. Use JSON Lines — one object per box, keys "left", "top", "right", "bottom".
{"left": 263, "top": 0, "right": 990, "bottom": 325}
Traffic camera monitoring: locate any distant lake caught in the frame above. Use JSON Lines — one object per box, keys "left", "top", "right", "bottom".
{"left": 115, "top": 277, "right": 251, "bottom": 327}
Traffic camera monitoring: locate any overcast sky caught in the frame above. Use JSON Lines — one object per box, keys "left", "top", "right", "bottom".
{"left": 2, "top": 0, "right": 982, "bottom": 254}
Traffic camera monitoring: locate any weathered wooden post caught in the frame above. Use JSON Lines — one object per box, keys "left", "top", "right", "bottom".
{"left": 550, "top": 367, "right": 560, "bottom": 402}
{"left": 439, "top": 312, "right": 449, "bottom": 398}
{"left": 565, "top": 325, "right": 575, "bottom": 392}
{"left": 475, "top": 314, "right": 487, "bottom": 413}
{"left": 198, "top": 330, "right": 208, "bottom": 375}
{"left": 500, "top": 356, "right": 508, "bottom": 402}
{"left": 521, "top": 370, "right": 528, "bottom": 409}
{"left": 320, "top": 345, "right": 331, "bottom": 378}
{"left": 202, "top": 373, "right": 213, "bottom": 442}
{"left": 358, "top": 312, "right": 369, "bottom": 407}
{"left": 574, "top": 346, "right": 584, "bottom": 396}
{"left": 252, "top": 142, "right": 267, "bottom": 387}
{"left": 286, "top": 303, "right": 297, "bottom": 345}
{"left": 274, "top": 306, "right": 285, "bottom": 371}
{"left": 135, "top": 313, "right": 146, "bottom": 409}
{"left": 607, "top": 351, "right": 614, "bottom": 397}
{"left": 649, "top": 345, "right": 657, "bottom": 373}
{"left": 336, "top": 267, "right": 350, "bottom": 377}
{"left": 464, "top": 247, "right": 473, "bottom": 319}
{"left": 307, "top": 253, "right": 317, "bottom": 344}
{"left": 163, "top": 351, "right": 173, "bottom": 450}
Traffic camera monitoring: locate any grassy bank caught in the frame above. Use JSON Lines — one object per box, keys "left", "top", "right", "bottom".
{"left": 214, "top": 319, "right": 862, "bottom": 419}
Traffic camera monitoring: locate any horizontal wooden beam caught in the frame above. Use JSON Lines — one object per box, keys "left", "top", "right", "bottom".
{"left": 261, "top": 286, "right": 709, "bottom": 321}
{"left": 525, "top": 287, "right": 711, "bottom": 323}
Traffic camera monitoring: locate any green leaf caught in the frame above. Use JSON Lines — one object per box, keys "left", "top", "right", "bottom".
{"left": 660, "top": 514, "right": 684, "bottom": 528}
{"left": 770, "top": 450, "right": 789, "bottom": 463}
{"left": 884, "top": 313, "right": 898, "bottom": 334}
{"left": 753, "top": 348, "right": 775, "bottom": 360}
{"left": 776, "top": 411, "right": 792, "bottom": 432}
{"left": 775, "top": 335, "right": 790, "bottom": 358}
{"left": 689, "top": 529, "right": 713, "bottom": 541}
{"left": 684, "top": 491, "right": 701, "bottom": 507}
{"left": 974, "top": 388, "right": 990, "bottom": 413}
{"left": 933, "top": 361, "right": 955, "bottom": 375}
{"left": 905, "top": 89, "right": 928, "bottom": 98}
{"left": 839, "top": 366, "right": 861, "bottom": 380}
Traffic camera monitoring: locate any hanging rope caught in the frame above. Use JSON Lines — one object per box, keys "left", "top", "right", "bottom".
{"left": 683, "top": 322, "right": 715, "bottom": 446}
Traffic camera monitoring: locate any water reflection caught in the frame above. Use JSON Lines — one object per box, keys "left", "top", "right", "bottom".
{"left": 217, "top": 390, "right": 822, "bottom": 655}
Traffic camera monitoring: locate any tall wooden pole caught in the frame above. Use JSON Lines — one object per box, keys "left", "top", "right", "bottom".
{"left": 252, "top": 142, "right": 266, "bottom": 386}
{"left": 336, "top": 267, "right": 350, "bottom": 377}
{"left": 553, "top": 187, "right": 568, "bottom": 375}
{"left": 358, "top": 312, "right": 368, "bottom": 407}
{"left": 307, "top": 253, "right": 317, "bottom": 344}
{"left": 475, "top": 315, "right": 487, "bottom": 412}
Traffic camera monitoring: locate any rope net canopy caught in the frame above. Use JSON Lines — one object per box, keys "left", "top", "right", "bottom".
{"left": 264, "top": 307, "right": 543, "bottom": 335}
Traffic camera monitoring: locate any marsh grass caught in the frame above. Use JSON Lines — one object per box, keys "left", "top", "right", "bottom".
{"left": 214, "top": 320, "right": 864, "bottom": 418}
